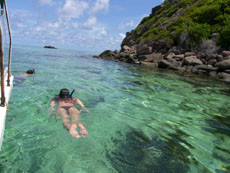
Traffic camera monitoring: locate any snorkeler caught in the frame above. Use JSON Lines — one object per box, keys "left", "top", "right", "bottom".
{"left": 50, "top": 88, "right": 89, "bottom": 138}
{"left": 15, "top": 69, "right": 36, "bottom": 83}
{"left": 18, "top": 69, "right": 35, "bottom": 77}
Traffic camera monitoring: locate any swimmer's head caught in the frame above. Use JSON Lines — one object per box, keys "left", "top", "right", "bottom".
{"left": 26, "top": 69, "right": 35, "bottom": 74}
{"left": 59, "top": 88, "right": 70, "bottom": 99}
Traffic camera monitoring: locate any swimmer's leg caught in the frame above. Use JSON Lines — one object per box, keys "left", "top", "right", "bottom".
{"left": 78, "top": 123, "right": 88, "bottom": 138}
{"left": 57, "top": 107, "right": 71, "bottom": 129}
{"left": 69, "top": 124, "right": 80, "bottom": 138}
{"left": 69, "top": 107, "right": 80, "bottom": 124}
{"left": 69, "top": 107, "right": 88, "bottom": 138}
{"left": 57, "top": 107, "right": 80, "bottom": 138}
{"left": 69, "top": 107, "right": 82, "bottom": 138}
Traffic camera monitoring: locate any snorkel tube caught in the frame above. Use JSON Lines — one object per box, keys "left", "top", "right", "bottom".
{"left": 33, "top": 69, "right": 35, "bottom": 74}
{"left": 70, "top": 89, "right": 75, "bottom": 98}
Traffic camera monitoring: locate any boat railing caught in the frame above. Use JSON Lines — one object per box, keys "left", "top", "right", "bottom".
{"left": 0, "top": 0, "right": 12, "bottom": 107}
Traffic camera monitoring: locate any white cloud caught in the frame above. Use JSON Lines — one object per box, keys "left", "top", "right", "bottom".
{"left": 10, "top": 9, "right": 38, "bottom": 33}
{"left": 126, "top": 20, "right": 135, "bottom": 27}
{"left": 57, "top": 0, "right": 89, "bottom": 19}
{"left": 34, "top": 26, "right": 44, "bottom": 32}
{"left": 91, "top": 25, "right": 107, "bottom": 37}
{"left": 72, "top": 22, "right": 79, "bottom": 29}
{"left": 119, "top": 20, "right": 137, "bottom": 30}
{"left": 90, "top": 0, "right": 109, "bottom": 14}
{"left": 82, "top": 16, "right": 97, "bottom": 29}
{"left": 119, "top": 33, "right": 125, "bottom": 39}
{"left": 80, "top": 16, "right": 107, "bottom": 38}
{"left": 11, "top": 9, "right": 37, "bottom": 23}
{"left": 15, "top": 23, "right": 26, "bottom": 28}
{"left": 47, "top": 22, "right": 61, "bottom": 29}
{"left": 36, "top": 0, "right": 53, "bottom": 7}
{"left": 10, "top": 1, "right": 116, "bottom": 51}
{"left": 96, "top": 27, "right": 107, "bottom": 36}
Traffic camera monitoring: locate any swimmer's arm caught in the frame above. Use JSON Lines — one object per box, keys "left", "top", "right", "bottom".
{"left": 50, "top": 99, "right": 56, "bottom": 111}
{"left": 75, "top": 98, "right": 85, "bottom": 108}
{"left": 74, "top": 98, "right": 89, "bottom": 112}
{"left": 17, "top": 73, "right": 28, "bottom": 78}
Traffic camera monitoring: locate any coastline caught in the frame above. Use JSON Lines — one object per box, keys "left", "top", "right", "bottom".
{"left": 94, "top": 47, "right": 230, "bottom": 84}
{"left": 93, "top": 0, "right": 230, "bottom": 85}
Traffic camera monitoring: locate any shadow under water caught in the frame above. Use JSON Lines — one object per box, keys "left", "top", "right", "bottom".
{"left": 86, "top": 96, "right": 105, "bottom": 108}
{"left": 106, "top": 128, "right": 210, "bottom": 173}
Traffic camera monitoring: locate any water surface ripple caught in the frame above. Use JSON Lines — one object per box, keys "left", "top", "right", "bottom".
{"left": 0, "top": 45, "right": 229, "bottom": 173}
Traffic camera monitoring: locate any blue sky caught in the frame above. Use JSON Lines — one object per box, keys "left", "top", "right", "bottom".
{"left": 6, "top": 0, "right": 163, "bottom": 52}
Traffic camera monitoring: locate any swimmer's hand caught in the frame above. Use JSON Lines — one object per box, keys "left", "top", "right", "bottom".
{"left": 48, "top": 107, "right": 55, "bottom": 113}
{"left": 51, "top": 107, "right": 55, "bottom": 112}
{"left": 82, "top": 107, "right": 89, "bottom": 113}
{"left": 48, "top": 107, "right": 57, "bottom": 122}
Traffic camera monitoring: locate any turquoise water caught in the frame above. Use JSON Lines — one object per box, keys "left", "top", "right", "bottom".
{"left": 0, "top": 45, "right": 229, "bottom": 172}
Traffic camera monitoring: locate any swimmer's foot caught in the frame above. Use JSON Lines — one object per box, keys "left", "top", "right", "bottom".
{"left": 79, "top": 124, "right": 88, "bottom": 138}
{"left": 69, "top": 124, "right": 80, "bottom": 138}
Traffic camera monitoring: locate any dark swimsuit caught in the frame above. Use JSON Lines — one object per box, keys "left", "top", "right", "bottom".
{"left": 52, "top": 97, "right": 74, "bottom": 114}
{"left": 61, "top": 106, "right": 72, "bottom": 114}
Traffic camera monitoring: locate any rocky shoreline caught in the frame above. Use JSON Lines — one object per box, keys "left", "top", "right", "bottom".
{"left": 94, "top": 45, "right": 230, "bottom": 84}
{"left": 93, "top": 0, "right": 230, "bottom": 84}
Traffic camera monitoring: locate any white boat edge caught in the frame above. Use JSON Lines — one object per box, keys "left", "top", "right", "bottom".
{"left": 0, "top": 68, "right": 14, "bottom": 150}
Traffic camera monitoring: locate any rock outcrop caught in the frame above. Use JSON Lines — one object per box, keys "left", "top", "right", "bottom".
{"left": 95, "top": 46, "right": 230, "bottom": 83}
{"left": 44, "top": 45, "right": 57, "bottom": 49}
{"left": 95, "top": 0, "right": 230, "bottom": 83}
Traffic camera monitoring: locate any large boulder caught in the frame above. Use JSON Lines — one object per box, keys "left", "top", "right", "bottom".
{"left": 99, "top": 50, "right": 119, "bottom": 61}
{"left": 184, "top": 52, "right": 196, "bottom": 57}
{"left": 182, "top": 56, "right": 203, "bottom": 66}
{"left": 166, "top": 52, "right": 175, "bottom": 59}
{"left": 158, "top": 60, "right": 172, "bottom": 68}
{"left": 222, "top": 51, "right": 230, "bottom": 57}
{"left": 138, "top": 53, "right": 163, "bottom": 63}
{"left": 158, "top": 58, "right": 181, "bottom": 69}
{"left": 173, "top": 54, "right": 184, "bottom": 61}
{"left": 215, "top": 59, "right": 230, "bottom": 71}
{"left": 136, "top": 44, "right": 152, "bottom": 55}
{"left": 207, "top": 59, "right": 217, "bottom": 65}
{"left": 121, "top": 45, "right": 130, "bottom": 52}
{"left": 121, "top": 45, "right": 137, "bottom": 54}
{"left": 166, "top": 53, "right": 184, "bottom": 61}
{"left": 196, "top": 65, "right": 218, "bottom": 73}
{"left": 217, "top": 72, "right": 230, "bottom": 83}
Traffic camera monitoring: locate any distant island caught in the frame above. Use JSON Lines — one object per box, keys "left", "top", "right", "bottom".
{"left": 96, "top": 0, "right": 230, "bottom": 83}
{"left": 44, "top": 45, "right": 57, "bottom": 49}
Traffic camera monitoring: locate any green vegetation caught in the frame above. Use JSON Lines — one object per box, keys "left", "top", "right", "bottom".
{"left": 188, "top": 23, "right": 211, "bottom": 45}
{"left": 131, "top": 0, "right": 230, "bottom": 49}
{"left": 140, "top": 16, "right": 151, "bottom": 24}
{"left": 219, "top": 25, "right": 230, "bottom": 48}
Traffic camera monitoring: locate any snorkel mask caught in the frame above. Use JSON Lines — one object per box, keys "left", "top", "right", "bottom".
{"left": 59, "top": 88, "right": 70, "bottom": 99}
{"left": 26, "top": 69, "right": 35, "bottom": 74}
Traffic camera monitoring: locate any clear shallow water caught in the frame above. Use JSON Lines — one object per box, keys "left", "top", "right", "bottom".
{"left": 0, "top": 45, "right": 229, "bottom": 172}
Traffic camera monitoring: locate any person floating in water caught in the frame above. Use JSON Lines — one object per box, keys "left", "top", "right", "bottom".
{"left": 50, "top": 88, "right": 89, "bottom": 138}
{"left": 15, "top": 69, "right": 36, "bottom": 83}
